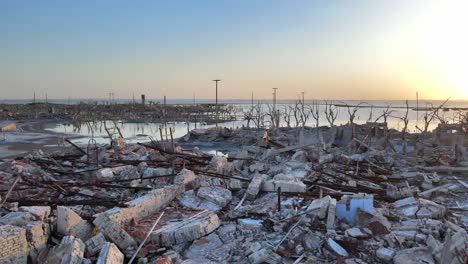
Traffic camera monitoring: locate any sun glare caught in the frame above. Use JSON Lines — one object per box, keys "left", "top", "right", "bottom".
{"left": 403, "top": 1, "right": 468, "bottom": 100}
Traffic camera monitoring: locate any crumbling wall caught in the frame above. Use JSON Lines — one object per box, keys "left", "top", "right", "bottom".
{"left": 0, "top": 225, "right": 28, "bottom": 263}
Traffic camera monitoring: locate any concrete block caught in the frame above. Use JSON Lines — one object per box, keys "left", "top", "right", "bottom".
{"left": 151, "top": 211, "right": 220, "bottom": 247}
{"left": 307, "top": 196, "right": 331, "bottom": 219}
{"left": 85, "top": 233, "right": 107, "bottom": 257}
{"left": 346, "top": 227, "right": 368, "bottom": 238}
{"left": 0, "top": 225, "right": 28, "bottom": 264}
{"left": 327, "top": 238, "right": 348, "bottom": 257}
{"left": 0, "top": 211, "right": 35, "bottom": 226}
{"left": 327, "top": 198, "right": 337, "bottom": 230}
{"left": 197, "top": 186, "right": 232, "bottom": 208}
{"left": 376, "top": 247, "right": 395, "bottom": 262}
{"left": 25, "top": 221, "right": 48, "bottom": 262}
{"left": 96, "top": 242, "right": 124, "bottom": 264}
{"left": 57, "top": 206, "right": 92, "bottom": 241}
{"left": 393, "top": 247, "right": 434, "bottom": 264}
{"left": 109, "top": 185, "right": 180, "bottom": 226}
{"left": 46, "top": 235, "right": 85, "bottom": 264}
{"left": 440, "top": 229, "right": 468, "bottom": 264}
{"left": 209, "top": 156, "right": 228, "bottom": 173}
{"left": 393, "top": 198, "right": 446, "bottom": 219}
{"left": 261, "top": 179, "right": 306, "bottom": 193}
{"left": 93, "top": 212, "right": 137, "bottom": 251}
{"left": 246, "top": 173, "right": 263, "bottom": 201}
{"left": 180, "top": 190, "right": 221, "bottom": 211}
{"left": 174, "top": 169, "right": 199, "bottom": 190}
{"left": 184, "top": 233, "right": 223, "bottom": 260}
{"left": 19, "top": 206, "right": 51, "bottom": 221}
{"left": 143, "top": 167, "right": 172, "bottom": 177}
{"left": 248, "top": 248, "right": 282, "bottom": 264}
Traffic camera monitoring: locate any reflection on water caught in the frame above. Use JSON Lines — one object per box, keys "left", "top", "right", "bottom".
{"left": 48, "top": 120, "right": 246, "bottom": 145}
{"left": 48, "top": 101, "right": 466, "bottom": 145}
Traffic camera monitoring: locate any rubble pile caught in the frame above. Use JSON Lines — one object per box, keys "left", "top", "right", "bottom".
{"left": 0, "top": 123, "right": 467, "bottom": 263}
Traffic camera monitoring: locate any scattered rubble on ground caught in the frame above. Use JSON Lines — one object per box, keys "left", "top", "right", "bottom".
{"left": 0, "top": 122, "right": 467, "bottom": 263}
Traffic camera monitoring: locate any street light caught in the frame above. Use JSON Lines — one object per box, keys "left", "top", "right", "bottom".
{"left": 213, "top": 79, "right": 221, "bottom": 127}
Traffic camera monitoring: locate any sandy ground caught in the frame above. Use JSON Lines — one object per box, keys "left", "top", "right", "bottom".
{"left": 0, "top": 120, "right": 83, "bottom": 159}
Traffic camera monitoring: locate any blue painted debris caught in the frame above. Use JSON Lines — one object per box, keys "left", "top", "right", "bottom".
{"left": 336, "top": 193, "right": 373, "bottom": 225}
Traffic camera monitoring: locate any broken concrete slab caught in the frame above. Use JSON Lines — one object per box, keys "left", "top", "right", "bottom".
{"left": 180, "top": 190, "right": 221, "bottom": 211}
{"left": 151, "top": 210, "right": 220, "bottom": 247}
{"left": 209, "top": 156, "right": 228, "bottom": 174}
{"left": 85, "top": 232, "right": 107, "bottom": 257}
{"left": 57, "top": 206, "right": 92, "bottom": 241}
{"left": 104, "top": 185, "right": 181, "bottom": 226}
{"left": 46, "top": 235, "right": 85, "bottom": 264}
{"left": 393, "top": 247, "right": 435, "bottom": 264}
{"left": 346, "top": 227, "right": 368, "bottom": 238}
{"left": 96, "top": 242, "right": 124, "bottom": 264}
{"left": 183, "top": 233, "right": 223, "bottom": 261}
{"left": 248, "top": 248, "right": 282, "bottom": 264}
{"left": 440, "top": 229, "right": 468, "bottom": 264}
{"left": 376, "top": 247, "right": 395, "bottom": 262}
{"left": 197, "top": 186, "right": 232, "bottom": 208}
{"left": 245, "top": 173, "right": 263, "bottom": 201}
{"left": 174, "top": 169, "right": 199, "bottom": 190}
{"left": 142, "top": 167, "right": 173, "bottom": 177}
{"left": 261, "top": 178, "right": 306, "bottom": 193}
{"left": 393, "top": 197, "right": 447, "bottom": 219}
{"left": 307, "top": 196, "right": 331, "bottom": 219}
{"left": 327, "top": 238, "right": 349, "bottom": 257}
{"left": 0, "top": 211, "right": 35, "bottom": 227}
{"left": 327, "top": 198, "right": 337, "bottom": 230}
{"left": 93, "top": 212, "right": 137, "bottom": 251}
{"left": 216, "top": 223, "right": 237, "bottom": 243}
{"left": 18, "top": 206, "right": 51, "bottom": 221}
{"left": 0, "top": 225, "right": 28, "bottom": 264}
{"left": 25, "top": 221, "right": 49, "bottom": 262}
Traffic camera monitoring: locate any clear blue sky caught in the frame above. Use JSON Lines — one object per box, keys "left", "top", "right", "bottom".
{"left": 1, "top": 1, "right": 467, "bottom": 100}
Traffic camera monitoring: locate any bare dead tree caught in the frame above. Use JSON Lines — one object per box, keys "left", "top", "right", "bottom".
{"left": 324, "top": 100, "right": 339, "bottom": 127}
{"left": 367, "top": 105, "right": 374, "bottom": 122}
{"left": 252, "top": 101, "right": 266, "bottom": 128}
{"left": 292, "top": 102, "right": 302, "bottom": 128}
{"left": 281, "top": 105, "right": 293, "bottom": 128}
{"left": 340, "top": 101, "right": 365, "bottom": 125}
{"left": 374, "top": 105, "right": 394, "bottom": 124}
{"left": 415, "top": 97, "right": 450, "bottom": 133}
{"left": 265, "top": 103, "right": 278, "bottom": 128}
{"left": 309, "top": 100, "right": 320, "bottom": 128}
{"left": 297, "top": 100, "right": 310, "bottom": 127}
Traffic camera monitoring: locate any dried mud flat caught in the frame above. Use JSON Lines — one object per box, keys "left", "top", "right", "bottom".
{"left": 0, "top": 123, "right": 467, "bottom": 264}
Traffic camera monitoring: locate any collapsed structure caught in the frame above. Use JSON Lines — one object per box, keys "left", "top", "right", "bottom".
{"left": 0, "top": 122, "right": 467, "bottom": 263}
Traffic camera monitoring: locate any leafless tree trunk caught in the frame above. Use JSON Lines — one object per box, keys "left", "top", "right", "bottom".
{"left": 324, "top": 100, "right": 339, "bottom": 127}
{"left": 282, "top": 105, "right": 292, "bottom": 128}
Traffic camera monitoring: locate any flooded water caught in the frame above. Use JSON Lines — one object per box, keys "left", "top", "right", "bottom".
{"left": 46, "top": 100, "right": 467, "bottom": 145}
{"left": 47, "top": 120, "right": 246, "bottom": 145}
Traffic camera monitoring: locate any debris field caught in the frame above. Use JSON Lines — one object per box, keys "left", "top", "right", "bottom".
{"left": 0, "top": 122, "right": 467, "bottom": 264}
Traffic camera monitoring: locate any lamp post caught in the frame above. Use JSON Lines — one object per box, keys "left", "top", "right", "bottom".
{"left": 213, "top": 79, "right": 221, "bottom": 127}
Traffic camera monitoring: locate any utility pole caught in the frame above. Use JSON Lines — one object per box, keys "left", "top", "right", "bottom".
{"left": 213, "top": 79, "right": 221, "bottom": 127}
{"left": 45, "top": 93, "right": 48, "bottom": 104}
{"left": 33, "top": 92, "right": 36, "bottom": 104}
{"left": 272, "top": 88, "right": 278, "bottom": 112}
{"left": 301, "top": 92, "right": 305, "bottom": 105}
{"left": 272, "top": 88, "right": 278, "bottom": 128}
{"left": 251, "top": 91, "right": 254, "bottom": 110}
{"left": 416, "top": 91, "right": 419, "bottom": 125}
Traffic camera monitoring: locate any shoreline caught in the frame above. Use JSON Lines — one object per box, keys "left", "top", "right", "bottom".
{"left": 0, "top": 119, "right": 83, "bottom": 159}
